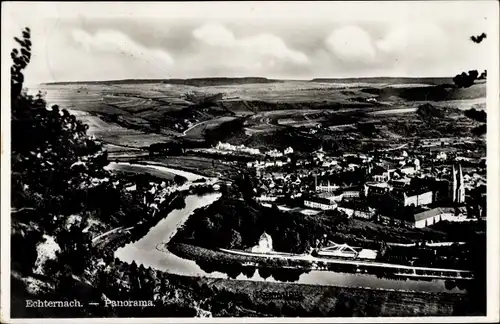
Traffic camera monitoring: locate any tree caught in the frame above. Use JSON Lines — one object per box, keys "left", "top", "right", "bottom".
{"left": 10, "top": 27, "right": 110, "bottom": 283}
{"left": 171, "top": 195, "right": 187, "bottom": 210}
{"left": 227, "top": 229, "right": 242, "bottom": 249}
{"left": 174, "top": 175, "right": 187, "bottom": 186}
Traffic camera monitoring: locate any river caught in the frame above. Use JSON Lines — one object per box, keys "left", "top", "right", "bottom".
{"left": 113, "top": 165, "right": 466, "bottom": 294}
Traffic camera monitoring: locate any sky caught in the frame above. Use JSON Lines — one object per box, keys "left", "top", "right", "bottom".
{"left": 2, "top": 1, "right": 497, "bottom": 84}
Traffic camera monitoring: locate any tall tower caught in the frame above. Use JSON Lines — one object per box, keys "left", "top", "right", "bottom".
{"left": 452, "top": 165, "right": 457, "bottom": 202}
{"left": 451, "top": 164, "right": 465, "bottom": 203}
{"left": 457, "top": 164, "right": 465, "bottom": 203}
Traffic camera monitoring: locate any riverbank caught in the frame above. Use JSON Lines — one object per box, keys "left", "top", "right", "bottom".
{"left": 166, "top": 243, "right": 469, "bottom": 294}
{"left": 166, "top": 243, "right": 312, "bottom": 270}
{"left": 189, "top": 275, "right": 470, "bottom": 317}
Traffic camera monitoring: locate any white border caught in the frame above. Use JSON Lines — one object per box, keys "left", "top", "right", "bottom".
{"left": 1, "top": 1, "right": 499, "bottom": 323}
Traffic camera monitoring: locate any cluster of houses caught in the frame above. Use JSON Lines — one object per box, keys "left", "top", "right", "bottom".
{"left": 214, "top": 142, "right": 261, "bottom": 155}
{"left": 248, "top": 145, "right": 486, "bottom": 229}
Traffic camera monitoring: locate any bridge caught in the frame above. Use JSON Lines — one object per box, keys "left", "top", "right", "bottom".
{"left": 317, "top": 242, "right": 378, "bottom": 260}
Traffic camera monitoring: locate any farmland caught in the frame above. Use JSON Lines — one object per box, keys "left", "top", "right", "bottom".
{"left": 33, "top": 78, "right": 486, "bottom": 159}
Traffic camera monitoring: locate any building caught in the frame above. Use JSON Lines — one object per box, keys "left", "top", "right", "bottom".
{"left": 284, "top": 147, "right": 294, "bottom": 155}
{"left": 401, "top": 190, "right": 433, "bottom": 207}
{"left": 451, "top": 164, "right": 466, "bottom": 203}
{"left": 342, "top": 186, "right": 363, "bottom": 199}
{"left": 251, "top": 232, "right": 273, "bottom": 253}
{"left": 266, "top": 149, "right": 283, "bottom": 158}
{"left": 256, "top": 195, "right": 278, "bottom": 202}
{"left": 318, "top": 191, "right": 344, "bottom": 203}
{"left": 380, "top": 207, "right": 463, "bottom": 229}
{"left": 315, "top": 176, "right": 340, "bottom": 193}
{"left": 412, "top": 208, "right": 447, "bottom": 228}
{"left": 337, "top": 201, "right": 375, "bottom": 219}
{"left": 364, "top": 182, "right": 391, "bottom": 197}
{"left": 436, "top": 152, "right": 448, "bottom": 161}
{"left": 304, "top": 197, "right": 338, "bottom": 210}
{"left": 390, "top": 178, "right": 412, "bottom": 188}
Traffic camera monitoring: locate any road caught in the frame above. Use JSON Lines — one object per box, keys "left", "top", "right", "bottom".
{"left": 182, "top": 120, "right": 210, "bottom": 136}
{"left": 219, "top": 248, "right": 472, "bottom": 274}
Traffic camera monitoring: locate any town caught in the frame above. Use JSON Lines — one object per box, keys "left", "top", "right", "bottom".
{"left": 201, "top": 139, "right": 486, "bottom": 230}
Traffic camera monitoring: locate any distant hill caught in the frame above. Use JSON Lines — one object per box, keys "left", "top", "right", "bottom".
{"left": 44, "top": 77, "right": 281, "bottom": 87}
{"left": 43, "top": 76, "right": 458, "bottom": 87}
{"left": 310, "top": 77, "right": 453, "bottom": 85}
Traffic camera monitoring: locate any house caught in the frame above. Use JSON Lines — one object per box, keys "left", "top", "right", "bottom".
{"left": 315, "top": 178, "right": 340, "bottom": 193}
{"left": 371, "top": 163, "right": 397, "bottom": 182}
{"left": 342, "top": 186, "right": 364, "bottom": 200}
{"left": 380, "top": 207, "right": 463, "bottom": 229}
{"left": 364, "top": 182, "right": 391, "bottom": 197}
{"left": 413, "top": 208, "right": 445, "bottom": 228}
{"left": 318, "top": 191, "right": 344, "bottom": 203}
{"left": 256, "top": 195, "right": 278, "bottom": 202}
{"left": 436, "top": 152, "right": 448, "bottom": 161}
{"left": 322, "top": 160, "right": 339, "bottom": 168}
{"left": 304, "top": 197, "right": 338, "bottom": 210}
{"left": 390, "top": 178, "right": 412, "bottom": 188}
{"left": 337, "top": 201, "right": 375, "bottom": 219}
{"left": 266, "top": 149, "right": 283, "bottom": 158}
{"left": 395, "top": 190, "right": 433, "bottom": 207}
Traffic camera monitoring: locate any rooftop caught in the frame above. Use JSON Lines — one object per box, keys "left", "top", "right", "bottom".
{"left": 305, "top": 196, "right": 337, "bottom": 205}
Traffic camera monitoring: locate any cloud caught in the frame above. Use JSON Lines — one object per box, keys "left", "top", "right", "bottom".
{"left": 324, "top": 26, "right": 376, "bottom": 63}
{"left": 192, "top": 23, "right": 309, "bottom": 66}
{"left": 376, "top": 23, "right": 447, "bottom": 57}
{"left": 192, "top": 24, "right": 235, "bottom": 47}
{"left": 71, "top": 29, "right": 174, "bottom": 66}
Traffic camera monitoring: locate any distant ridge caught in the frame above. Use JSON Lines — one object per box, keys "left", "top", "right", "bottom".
{"left": 43, "top": 76, "right": 458, "bottom": 87}
{"left": 44, "top": 77, "right": 282, "bottom": 87}
{"left": 310, "top": 77, "right": 453, "bottom": 85}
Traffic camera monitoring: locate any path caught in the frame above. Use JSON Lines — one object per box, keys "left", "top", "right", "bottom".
{"left": 182, "top": 120, "right": 210, "bottom": 136}
{"left": 219, "top": 248, "right": 472, "bottom": 275}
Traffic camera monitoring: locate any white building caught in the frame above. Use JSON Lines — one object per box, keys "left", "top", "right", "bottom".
{"left": 381, "top": 207, "right": 463, "bottom": 229}
{"left": 436, "top": 152, "right": 448, "bottom": 161}
{"left": 403, "top": 191, "right": 433, "bottom": 207}
{"left": 284, "top": 147, "right": 294, "bottom": 155}
{"left": 304, "top": 197, "right": 337, "bottom": 210}
{"left": 256, "top": 195, "right": 278, "bottom": 202}
{"left": 251, "top": 232, "right": 273, "bottom": 253}
{"left": 266, "top": 149, "right": 283, "bottom": 158}
{"left": 215, "top": 142, "right": 261, "bottom": 155}
{"left": 315, "top": 177, "right": 340, "bottom": 193}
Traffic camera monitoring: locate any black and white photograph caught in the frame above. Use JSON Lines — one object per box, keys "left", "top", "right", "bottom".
{"left": 1, "top": 1, "right": 499, "bottom": 321}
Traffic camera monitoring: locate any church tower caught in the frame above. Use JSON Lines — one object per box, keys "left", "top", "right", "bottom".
{"left": 451, "top": 164, "right": 465, "bottom": 203}
{"left": 457, "top": 164, "right": 465, "bottom": 203}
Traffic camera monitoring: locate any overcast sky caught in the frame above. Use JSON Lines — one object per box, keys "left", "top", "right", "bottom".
{"left": 3, "top": 2, "right": 497, "bottom": 84}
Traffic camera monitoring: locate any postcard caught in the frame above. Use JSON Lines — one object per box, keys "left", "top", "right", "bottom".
{"left": 1, "top": 1, "right": 499, "bottom": 323}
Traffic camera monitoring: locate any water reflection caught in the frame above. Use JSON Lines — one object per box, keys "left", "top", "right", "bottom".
{"left": 193, "top": 258, "right": 466, "bottom": 293}
{"left": 196, "top": 260, "right": 311, "bottom": 282}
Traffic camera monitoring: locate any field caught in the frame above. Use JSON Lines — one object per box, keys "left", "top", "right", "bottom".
{"left": 34, "top": 78, "right": 487, "bottom": 155}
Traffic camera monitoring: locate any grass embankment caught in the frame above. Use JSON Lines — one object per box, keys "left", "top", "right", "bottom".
{"left": 165, "top": 245, "right": 471, "bottom": 316}
{"left": 168, "top": 243, "right": 312, "bottom": 270}
{"left": 184, "top": 273, "right": 470, "bottom": 317}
